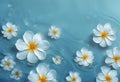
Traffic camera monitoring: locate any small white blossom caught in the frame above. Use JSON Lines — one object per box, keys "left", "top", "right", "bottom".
{"left": 93, "top": 23, "right": 115, "bottom": 47}
{"left": 0, "top": 56, "right": 16, "bottom": 71}
{"left": 74, "top": 48, "right": 94, "bottom": 66}
{"left": 48, "top": 25, "right": 61, "bottom": 39}
{"left": 10, "top": 68, "right": 22, "bottom": 80}
{"left": 2, "top": 22, "right": 18, "bottom": 39}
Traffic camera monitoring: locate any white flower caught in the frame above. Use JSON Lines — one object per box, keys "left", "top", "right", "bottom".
{"left": 28, "top": 63, "right": 57, "bottom": 82}
{"left": 96, "top": 66, "right": 118, "bottom": 82}
{"left": 52, "top": 56, "right": 62, "bottom": 65}
{"left": 10, "top": 68, "right": 22, "bottom": 80}
{"left": 93, "top": 23, "right": 115, "bottom": 47}
{"left": 0, "top": 56, "right": 16, "bottom": 71}
{"left": 105, "top": 47, "right": 120, "bottom": 69}
{"left": 74, "top": 48, "right": 94, "bottom": 66}
{"left": 66, "top": 72, "right": 81, "bottom": 82}
{"left": 48, "top": 25, "right": 61, "bottom": 39}
{"left": 15, "top": 31, "right": 50, "bottom": 63}
{"left": 1, "top": 22, "right": 18, "bottom": 39}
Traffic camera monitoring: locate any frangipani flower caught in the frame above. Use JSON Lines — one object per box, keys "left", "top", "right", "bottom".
{"left": 66, "top": 72, "right": 81, "bottom": 82}
{"left": 0, "top": 56, "right": 16, "bottom": 71}
{"left": 10, "top": 68, "right": 22, "bottom": 80}
{"left": 15, "top": 31, "right": 50, "bottom": 63}
{"left": 93, "top": 23, "right": 115, "bottom": 47}
{"left": 48, "top": 25, "right": 61, "bottom": 39}
{"left": 1, "top": 22, "right": 18, "bottom": 39}
{"left": 28, "top": 63, "right": 57, "bottom": 82}
{"left": 105, "top": 47, "right": 120, "bottom": 69}
{"left": 96, "top": 66, "right": 118, "bottom": 82}
{"left": 74, "top": 48, "right": 94, "bottom": 66}
{"left": 52, "top": 56, "right": 62, "bottom": 65}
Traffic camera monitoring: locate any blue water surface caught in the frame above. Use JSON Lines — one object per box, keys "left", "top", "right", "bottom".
{"left": 0, "top": 0, "right": 120, "bottom": 82}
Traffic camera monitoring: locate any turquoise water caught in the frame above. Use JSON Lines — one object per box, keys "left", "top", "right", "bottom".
{"left": 0, "top": 0, "right": 120, "bottom": 82}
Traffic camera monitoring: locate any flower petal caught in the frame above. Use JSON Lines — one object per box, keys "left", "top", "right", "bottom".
{"left": 47, "top": 70, "right": 56, "bottom": 81}
{"left": 34, "top": 50, "right": 46, "bottom": 60}
{"left": 33, "top": 33, "right": 42, "bottom": 44}
{"left": 82, "top": 61, "right": 89, "bottom": 66}
{"left": 108, "top": 70, "right": 117, "bottom": 77}
{"left": 108, "top": 35, "right": 116, "bottom": 41}
{"left": 15, "top": 39, "right": 27, "bottom": 51}
{"left": 36, "top": 63, "right": 49, "bottom": 75}
{"left": 105, "top": 38, "right": 112, "bottom": 46}
{"left": 28, "top": 70, "right": 39, "bottom": 82}
{"left": 23, "top": 31, "right": 33, "bottom": 44}
{"left": 93, "top": 29, "right": 100, "bottom": 36}
{"left": 38, "top": 40, "right": 50, "bottom": 50}
{"left": 101, "top": 66, "right": 110, "bottom": 74}
{"left": 104, "top": 23, "right": 112, "bottom": 32}
{"left": 12, "top": 32, "right": 17, "bottom": 37}
{"left": 76, "top": 50, "right": 82, "bottom": 57}
{"left": 112, "top": 63, "right": 119, "bottom": 69}
{"left": 111, "top": 77, "right": 118, "bottom": 82}
{"left": 93, "top": 37, "right": 102, "bottom": 43}
{"left": 27, "top": 52, "right": 38, "bottom": 63}
{"left": 97, "top": 24, "right": 104, "bottom": 31}
{"left": 66, "top": 76, "right": 71, "bottom": 81}
{"left": 105, "top": 57, "right": 114, "bottom": 64}
{"left": 97, "top": 73, "right": 105, "bottom": 80}
{"left": 6, "top": 22, "right": 12, "bottom": 27}
{"left": 2, "top": 25, "right": 7, "bottom": 31}
{"left": 16, "top": 51, "right": 28, "bottom": 60}
{"left": 113, "top": 47, "right": 119, "bottom": 55}
{"left": 100, "top": 40, "right": 106, "bottom": 47}
{"left": 106, "top": 50, "right": 113, "bottom": 58}
{"left": 81, "top": 48, "right": 88, "bottom": 54}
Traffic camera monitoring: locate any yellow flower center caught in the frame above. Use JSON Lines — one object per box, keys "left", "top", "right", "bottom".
{"left": 52, "top": 29, "right": 58, "bottom": 35}
{"left": 71, "top": 76, "right": 76, "bottom": 82}
{"left": 7, "top": 27, "right": 13, "bottom": 33}
{"left": 55, "top": 57, "right": 59, "bottom": 61}
{"left": 105, "top": 74, "right": 111, "bottom": 82}
{"left": 101, "top": 31, "right": 108, "bottom": 39}
{"left": 113, "top": 54, "right": 120, "bottom": 62}
{"left": 15, "top": 71, "right": 20, "bottom": 77}
{"left": 5, "top": 61, "right": 11, "bottom": 67}
{"left": 81, "top": 54, "right": 88, "bottom": 60}
{"left": 27, "top": 41, "right": 38, "bottom": 51}
{"left": 38, "top": 75, "right": 46, "bottom": 82}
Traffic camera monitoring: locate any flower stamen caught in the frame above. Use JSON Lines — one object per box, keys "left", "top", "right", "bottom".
{"left": 52, "top": 29, "right": 58, "bottom": 35}
{"left": 81, "top": 54, "right": 88, "bottom": 60}
{"left": 101, "top": 31, "right": 108, "bottom": 39}
{"left": 7, "top": 27, "right": 13, "bottom": 33}
{"left": 39, "top": 75, "right": 46, "bottom": 82}
{"left": 105, "top": 74, "right": 111, "bottom": 82}
{"left": 113, "top": 54, "right": 120, "bottom": 62}
{"left": 27, "top": 41, "right": 38, "bottom": 51}
{"left": 71, "top": 76, "right": 76, "bottom": 82}
{"left": 5, "top": 61, "right": 11, "bottom": 67}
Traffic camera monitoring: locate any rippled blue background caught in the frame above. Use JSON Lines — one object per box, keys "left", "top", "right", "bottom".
{"left": 0, "top": 0, "right": 120, "bottom": 82}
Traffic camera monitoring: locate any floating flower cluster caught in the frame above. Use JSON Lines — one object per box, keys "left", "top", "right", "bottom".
{"left": 0, "top": 56, "right": 22, "bottom": 80}
{"left": 0, "top": 22, "right": 120, "bottom": 82}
